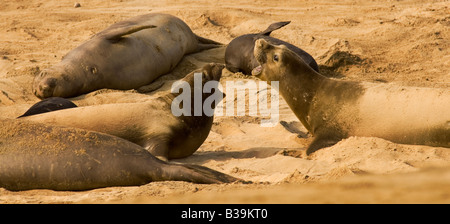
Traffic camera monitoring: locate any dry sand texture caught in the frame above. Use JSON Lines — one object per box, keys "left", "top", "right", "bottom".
{"left": 0, "top": 0, "right": 449, "bottom": 203}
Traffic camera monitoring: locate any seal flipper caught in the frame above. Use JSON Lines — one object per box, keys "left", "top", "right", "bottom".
{"left": 259, "top": 21, "right": 291, "bottom": 36}
{"left": 195, "top": 35, "right": 223, "bottom": 52}
{"left": 163, "top": 163, "right": 244, "bottom": 184}
{"left": 145, "top": 139, "right": 170, "bottom": 161}
{"left": 102, "top": 25, "right": 157, "bottom": 42}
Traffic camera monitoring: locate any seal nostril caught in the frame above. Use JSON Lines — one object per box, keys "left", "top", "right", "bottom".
{"left": 255, "top": 39, "right": 263, "bottom": 49}
{"left": 37, "top": 77, "right": 58, "bottom": 98}
{"left": 48, "top": 78, "right": 57, "bottom": 88}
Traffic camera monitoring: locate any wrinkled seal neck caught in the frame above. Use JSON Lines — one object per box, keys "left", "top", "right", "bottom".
{"left": 279, "top": 58, "right": 328, "bottom": 133}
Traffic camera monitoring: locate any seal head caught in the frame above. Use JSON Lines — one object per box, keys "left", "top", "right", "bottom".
{"left": 18, "top": 97, "right": 77, "bottom": 118}
{"left": 225, "top": 21, "right": 318, "bottom": 75}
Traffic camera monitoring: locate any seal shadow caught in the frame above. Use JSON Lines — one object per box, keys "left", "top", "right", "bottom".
{"left": 279, "top": 120, "right": 309, "bottom": 138}
{"left": 173, "top": 147, "right": 306, "bottom": 165}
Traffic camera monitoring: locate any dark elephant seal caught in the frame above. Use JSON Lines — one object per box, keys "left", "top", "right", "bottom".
{"left": 225, "top": 21, "right": 318, "bottom": 75}
{"left": 17, "top": 97, "right": 77, "bottom": 118}
{"left": 24, "top": 63, "right": 225, "bottom": 160}
{"left": 33, "top": 13, "right": 222, "bottom": 99}
{"left": 252, "top": 39, "right": 450, "bottom": 155}
{"left": 0, "top": 118, "right": 239, "bottom": 191}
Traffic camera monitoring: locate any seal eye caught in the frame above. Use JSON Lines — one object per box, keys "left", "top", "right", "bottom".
{"left": 273, "top": 54, "right": 279, "bottom": 62}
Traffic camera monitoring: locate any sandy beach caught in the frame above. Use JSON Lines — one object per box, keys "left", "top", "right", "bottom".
{"left": 0, "top": 0, "right": 449, "bottom": 203}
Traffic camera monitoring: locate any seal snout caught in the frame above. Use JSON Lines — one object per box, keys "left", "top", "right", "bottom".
{"left": 255, "top": 38, "right": 266, "bottom": 49}
{"left": 253, "top": 39, "right": 270, "bottom": 65}
{"left": 255, "top": 38, "right": 271, "bottom": 51}
{"left": 252, "top": 65, "right": 263, "bottom": 77}
{"left": 252, "top": 39, "right": 271, "bottom": 77}
{"left": 33, "top": 74, "right": 57, "bottom": 99}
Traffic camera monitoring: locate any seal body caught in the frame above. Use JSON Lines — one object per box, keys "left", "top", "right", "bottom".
{"left": 33, "top": 13, "right": 222, "bottom": 99}
{"left": 225, "top": 21, "right": 318, "bottom": 75}
{"left": 17, "top": 97, "right": 77, "bottom": 118}
{"left": 253, "top": 39, "right": 450, "bottom": 155}
{"left": 0, "top": 119, "right": 239, "bottom": 191}
{"left": 24, "top": 63, "right": 225, "bottom": 160}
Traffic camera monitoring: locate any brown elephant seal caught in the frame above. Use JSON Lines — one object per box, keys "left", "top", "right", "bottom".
{"left": 0, "top": 118, "right": 239, "bottom": 191}
{"left": 33, "top": 13, "right": 222, "bottom": 99}
{"left": 17, "top": 97, "right": 77, "bottom": 118}
{"left": 23, "top": 63, "right": 225, "bottom": 160}
{"left": 225, "top": 21, "right": 318, "bottom": 75}
{"left": 252, "top": 39, "right": 450, "bottom": 155}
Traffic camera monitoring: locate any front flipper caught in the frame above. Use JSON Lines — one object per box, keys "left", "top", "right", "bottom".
{"left": 102, "top": 25, "right": 157, "bottom": 42}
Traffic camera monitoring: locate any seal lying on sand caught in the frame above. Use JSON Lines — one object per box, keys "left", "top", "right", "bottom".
{"left": 0, "top": 119, "right": 239, "bottom": 191}
{"left": 33, "top": 13, "right": 222, "bottom": 99}
{"left": 17, "top": 97, "right": 77, "bottom": 118}
{"left": 252, "top": 39, "right": 450, "bottom": 155}
{"left": 225, "top": 21, "right": 318, "bottom": 75}
{"left": 23, "top": 63, "right": 225, "bottom": 160}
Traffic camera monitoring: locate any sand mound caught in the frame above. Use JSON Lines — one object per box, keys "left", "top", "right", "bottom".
{"left": 317, "top": 39, "right": 365, "bottom": 77}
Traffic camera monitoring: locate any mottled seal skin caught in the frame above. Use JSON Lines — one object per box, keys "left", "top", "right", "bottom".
{"left": 33, "top": 13, "right": 222, "bottom": 99}
{"left": 252, "top": 39, "right": 450, "bottom": 155}
{"left": 17, "top": 97, "right": 77, "bottom": 118}
{"left": 24, "top": 63, "right": 225, "bottom": 160}
{"left": 0, "top": 118, "right": 240, "bottom": 191}
{"left": 225, "top": 21, "right": 318, "bottom": 75}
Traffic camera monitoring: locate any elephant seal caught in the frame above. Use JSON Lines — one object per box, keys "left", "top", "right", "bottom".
{"left": 23, "top": 63, "right": 225, "bottom": 160}
{"left": 0, "top": 118, "right": 239, "bottom": 191}
{"left": 225, "top": 21, "right": 319, "bottom": 75}
{"left": 252, "top": 39, "right": 450, "bottom": 155}
{"left": 17, "top": 97, "right": 77, "bottom": 118}
{"left": 33, "top": 13, "right": 222, "bottom": 99}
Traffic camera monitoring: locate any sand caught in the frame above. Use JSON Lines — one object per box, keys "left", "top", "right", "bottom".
{"left": 0, "top": 0, "right": 449, "bottom": 203}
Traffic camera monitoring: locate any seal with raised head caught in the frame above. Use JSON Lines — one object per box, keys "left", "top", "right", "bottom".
{"left": 225, "top": 21, "right": 319, "bottom": 75}
{"left": 23, "top": 63, "right": 225, "bottom": 160}
{"left": 33, "top": 13, "right": 222, "bottom": 99}
{"left": 252, "top": 39, "right": 450, "bottom": 155}
{"left": 17, "top": 97, "right": 77, "bottom": 118}
{"left": 0, "top": 118, "right": 239, "bottom": 191}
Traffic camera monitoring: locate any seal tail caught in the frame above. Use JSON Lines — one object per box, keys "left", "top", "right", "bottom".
{"left": 259, "top": 21, "right": 291, "bottom": 36}
{"left": 195, "top": 34, "right": 224, "bottom": 52}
